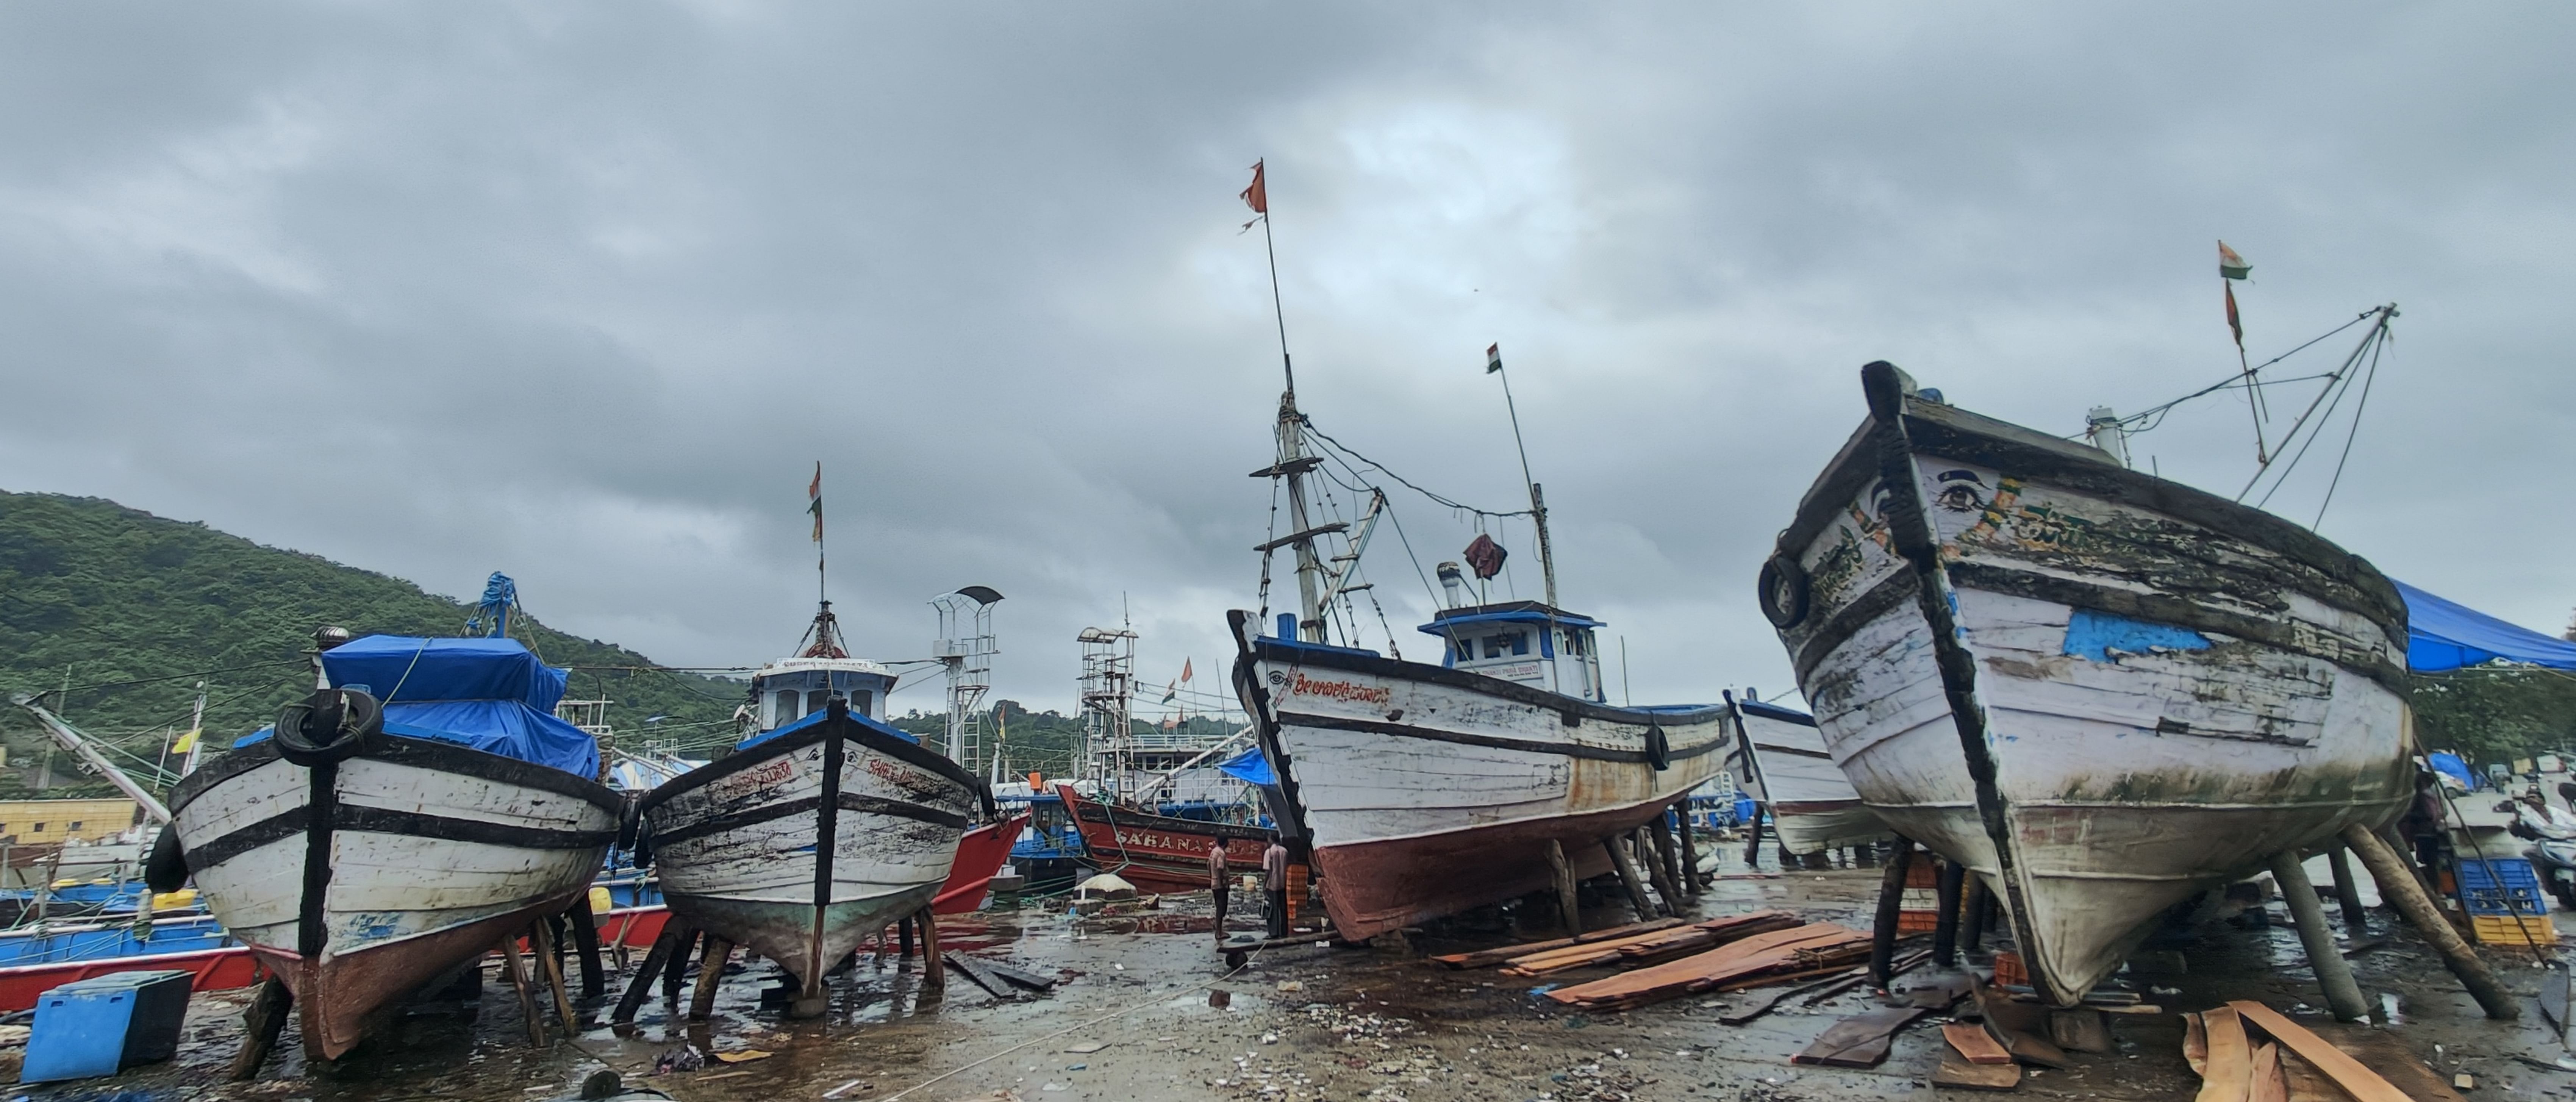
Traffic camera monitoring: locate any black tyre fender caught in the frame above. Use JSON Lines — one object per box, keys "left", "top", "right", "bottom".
{"left": 1756, "top": 552, "right": 1811, "bottom": 630}
{"left": 274, "top": 688, "right": 381, "bottom": 768}
{"left": 145, "top": 820, "right": 190, "bottom": 893}
{"left": 1643, "top": 723, "right": 1671, "bottom": 772}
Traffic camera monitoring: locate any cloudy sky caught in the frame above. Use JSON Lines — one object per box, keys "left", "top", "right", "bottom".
{"left": 3, "top": 3, "right": 2569, "bottom": 715}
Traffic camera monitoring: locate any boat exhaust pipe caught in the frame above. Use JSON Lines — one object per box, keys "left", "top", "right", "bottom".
{"left": 1436, "top": 562, "right": 1468, "bottom": 609}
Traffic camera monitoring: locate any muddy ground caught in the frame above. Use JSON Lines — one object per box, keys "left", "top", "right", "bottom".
{"left": 32, "top": 859, "right": 2576, "bottom": 1101}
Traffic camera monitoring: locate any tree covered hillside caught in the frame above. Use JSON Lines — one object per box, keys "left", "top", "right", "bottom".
{"left": 0, "top": 490, "right": 743, "bottom": 798}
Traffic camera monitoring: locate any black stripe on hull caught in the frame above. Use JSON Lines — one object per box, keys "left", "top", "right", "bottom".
{"left": 1275, "top": 710, "right": 1723, "bottom": 764}
{"left": 647, "top": 791, "right": 974, "bottom": 850}
{"left": 170, "top": 733, "right": 621, "bottom": 817}
{"left": 188, "top": 805, "right": 615, "bottom": 872}
{"left": 639, "top": 713, "right": 985, "bottom": 813}
{"left": 1245, "top": 640, "right": 1725, "bottom": 729}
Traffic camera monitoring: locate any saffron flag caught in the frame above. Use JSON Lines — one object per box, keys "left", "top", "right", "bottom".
{"left": 1486, "top": 343, "right": 1503, "bottom": 374}
{"left": 1161, "top": 678, "right": 1179, "bottom": 703}
{"left": 1241, "top": 160, "right": 1267, "bottom": 215}
{"left": 807, "top": 463, "right": 824, "bottom": 542}
{"left": 1180, "top": 658, "right": 1193, "bottom": 682}
{"left": 2218, "top": 240, "right": 2250, "bottom": 280}
{"left": 2225, "top": 282, "right": 2244, "bottom": 349}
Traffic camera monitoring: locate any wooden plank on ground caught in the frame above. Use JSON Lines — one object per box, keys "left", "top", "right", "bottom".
{"left": 2182, "top": 1011, "right": 2207, "bottom": 1074}
{"left": 2197, "top": 1005, "right": 2252, "bottom": 1102}
{"left": 1791, "top": 1007, "right": 1930, "bottom": 1068}
{"left": 941, "top": 952, "right": 1012, "bottom": 999}
{"left": 1889, "top": 972, "right": 1973, "bottom": 1009}
{"left": 1543, "top": 922, "right": 1867, "bottom": 1010}
{"left": 1943, "top": 1022, "right": 2013, "bottom": 1065}
{"left": 1430, "top": 918, "right": 1684, "bottom": 969}
{"left": 974, "top": 958, "right": 1061, "bottom": 991}
{"left": 2248, "top": 1042, "right": 2286, "bottom": 1102}
{"left": 2226, "top": 1001, "right": 2412, "bottom": 1102}
{"left": 2049, "top": 1008, "right": 2113, "bottom": 1054}
{"left": 1932, "top": 1052, "right": 2023, "bottom": 1091}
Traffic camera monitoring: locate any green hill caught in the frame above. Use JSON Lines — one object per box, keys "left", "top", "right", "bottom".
{"left": 0, "top": 489, "right": 745, "bottom": 799}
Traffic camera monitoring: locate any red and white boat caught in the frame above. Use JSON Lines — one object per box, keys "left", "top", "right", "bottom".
{"left": 1055, "top": 783, "right": 1270, "bottom": 894}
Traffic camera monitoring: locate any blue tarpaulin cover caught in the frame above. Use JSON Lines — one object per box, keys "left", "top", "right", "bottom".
{"left": 735, "top": 703, "right": 921, "bottom": 752}
{"left": 1216, "top": 746, "right": 1275, "bottom": 787}
{"left": 236, "top": 635, "right": 601, "bottom": 778}
{"left": 2398, "top": 580, "right": 2576, "bottom": 673}
{"left": 2429, "top": 751, "right": 2477, "bottom": 791}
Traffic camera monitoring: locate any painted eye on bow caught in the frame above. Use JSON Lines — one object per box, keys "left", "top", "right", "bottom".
{"left": 1935, "top": 484, "right": 1986, "bottom": 512}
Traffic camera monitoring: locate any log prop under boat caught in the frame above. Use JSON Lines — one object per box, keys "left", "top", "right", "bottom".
{"left": 1228, "top": 611, "right": 1728, "bottom": 942}
{"left": 638, "top": 697, "right": 988, "bottom": 1014}
{"left": 1760, "top": 361, "right": 2411, "bottom": 1004}
{"left": 1720, "top": 694, "right": 1888, "bottom": 857}
{"left": 166, "top": 685, "right": 620, "bottom": 1060}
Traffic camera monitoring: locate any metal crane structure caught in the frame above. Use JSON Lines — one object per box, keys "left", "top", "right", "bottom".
{"left": 1076, "top": 625, "right": 1139, "bottom": 800}
{"left": 8, "top": 694, "right": 172, "bottom": 824}
{"left": 931, "top": 586, "right": 1004, "bottom": 774}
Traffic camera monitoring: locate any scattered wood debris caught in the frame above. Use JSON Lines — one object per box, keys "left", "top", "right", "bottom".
{"left": 1428, "top": 918, "right": 1683, "bottom": 969}
{"left": 1498, "top": 911, "right": 1799, "bottom": 977}
{"left": 1541, "top": 922, "right": 1869, "bottom": 1011}
{"left": 1791, "top": 1006, "right": 1930, "bottom": 1068}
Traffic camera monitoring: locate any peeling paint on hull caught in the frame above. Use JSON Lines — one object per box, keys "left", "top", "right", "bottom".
{"left": 1767, "top": 364, "right": 2412, "bottom": 1005}
{"left": 1721, "top": 700, "right": 1888, "bottom": 855}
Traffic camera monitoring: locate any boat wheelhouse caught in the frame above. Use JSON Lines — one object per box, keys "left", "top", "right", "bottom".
{"left": 1421, "top": 601, "right": 1608, "bottom": 701}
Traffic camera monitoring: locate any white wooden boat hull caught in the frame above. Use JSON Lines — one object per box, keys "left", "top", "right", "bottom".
{"left": 168, "top": 735, "right": 619, "bottom": 1058}
{"left": 1762, "top": 363, "right": 2412, "bottom": 1004}
{"left": 1722, "top": 699, "right": 1887, "bottom": 855}
{"left": 1230, "top": 621, "right": 1727, "bottom": 940}
{"left": 641, "top": 705, "right": 984, "bottom": 1001}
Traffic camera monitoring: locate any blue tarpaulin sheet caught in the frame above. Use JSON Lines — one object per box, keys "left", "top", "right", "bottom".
{"left": 1216, "top": 746, "right": 1275, "bottom": 787}
{"left": 735, "top": 703, "right": 921, "bottom": 752}
{"left": 2398, "top": 581, "right": 2576, "bottom": 673}
{"left": 236, "top": 635, "right": 600, "bottom": 778}
{"left": 2429, "top": 751, "right": 2476, "bottom": 791}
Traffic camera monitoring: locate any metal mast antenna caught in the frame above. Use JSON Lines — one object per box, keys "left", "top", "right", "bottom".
{"left": 1077, "top": 625, "right": 1139, "bottom": 800}
{"left": 1487, "top": 344, "right": 1558, "bottom": 609}
{"left": 1242, "top": 159, "right": 1333, "bottom": 642}
{"left": 933, "top": 586, "right": 1004, "bottom": 770}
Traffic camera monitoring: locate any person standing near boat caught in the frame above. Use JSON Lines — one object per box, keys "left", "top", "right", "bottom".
{"left": 1262, "top": 840, "right": 1291, "bottom": 938}
{"left": 1208, "top": 842, "right": 1232, "bottom": 928}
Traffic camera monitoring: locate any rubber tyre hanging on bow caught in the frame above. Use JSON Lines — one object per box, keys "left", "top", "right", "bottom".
{"left": 273, "top": 688, "right": 381, "bottom": 767}
{"left": 1756, "top": 553, "right": 1810, "bottom": 630}
{"left": 145, "top": 821, "right": 190, "bottom": 893}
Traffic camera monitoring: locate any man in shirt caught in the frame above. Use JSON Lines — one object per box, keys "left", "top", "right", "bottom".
{"left": 1208, "top": 842, "right": 1232, "bottom": 928}
{"left": 1263, "top": 840, "right": 1292, "bottom": 939}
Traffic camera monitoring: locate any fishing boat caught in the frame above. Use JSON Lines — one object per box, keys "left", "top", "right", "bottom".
{"left": 163, "top": 629, "right": 621, "bottom": 1059}
{"left": 1758, "top": 361, "right": 2410, "bottom": 1004}
{"left": 1719, "top": 693, "right": 1886, "bottom": 859}
{"left": 1056, "top": 782, "right": 1272, "bottom": 895}
{"left": 1225, "top": 388, "right": 1727, "bottom": 942}
{"left": 636, "top": 603, "right": 987, "bottom": 1016}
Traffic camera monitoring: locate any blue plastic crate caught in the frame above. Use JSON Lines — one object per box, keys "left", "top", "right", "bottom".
{"left": 21, "top": 969, "right": 193, "bottom": 1083}
{"left": 2456, "top": 857, "right": 2547, "bottom": 917}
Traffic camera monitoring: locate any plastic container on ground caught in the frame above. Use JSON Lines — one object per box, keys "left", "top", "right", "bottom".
{"left": 20, "top": 969, "right": 193, "bottom": 1083}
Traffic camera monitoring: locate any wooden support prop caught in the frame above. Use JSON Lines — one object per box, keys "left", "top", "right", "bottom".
{"left": 2338, "top": 823, "right": 2517, "bottom": 1020}
{"left": 898, "top": 915, "right": 916, "bottom": 959}
{"left": 918, "top": 907, "right": 945, "bottom": 993}
{"left": 1869, "top": 838, "right": 1915, "bottom": 986}
{"left": 1604, "top": 836, "right": 1658, "bottom": 922}
{"left": 688, "top": 936, "right": 732, "bottom": 1021}
{"left": 1742, "top": 810, "right": 1765, "bottom": 868}
{"left": 2325, "top": 845, "right": 2370, "bottom": 930}
{"left": 2268, "top": 850, "right": 2368, "bottom": 1022}
{"left": 228, "top": 975, "right": 293, "bottom": 1081}
{"left": 569, "top": 892, "right": 606, "bottom": 1002}
{"left": 1959, "top": 872, "right": 1988, "bottom": 954}
{"left": 531, "top": 919, "right": 580, "bottom": 1032}
{"left": 2227, "top": 1000, "right": 2413, "bottom": 1102}
{"left": 661, "top": 927, "right": 698, "bottom": 1004}
{"left": 1545, "top": 838, "right": 1582, "bottom": 936}
{"left": 500, "top": 932, "right": 547, "bottom": 1046}
{"left": 614, "top": 922, "right": 688, "bottom": 1024}
{"left": 1679, "top": 813, "right": 1704, "bottom": 894}
{"left": 1638, "top": 828, "right": 1682, "bottom": 914}
{"left": 1932, "top": 859, "right": 1965, "bottom": 966}
{"left": 1646, "top": 824, "right": 1683, "bottom": 908}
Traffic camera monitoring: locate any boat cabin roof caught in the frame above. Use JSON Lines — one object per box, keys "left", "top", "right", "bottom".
{"left": 1416, "top": 600, "right": 1605, "bottom": 638}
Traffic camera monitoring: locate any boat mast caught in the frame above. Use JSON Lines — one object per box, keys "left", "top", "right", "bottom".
{"left": 1488, "top": 345, "right": 1558, "bottom": 609}
{"left": 1243, "top": 159, "right": 1332, "bottom": 643}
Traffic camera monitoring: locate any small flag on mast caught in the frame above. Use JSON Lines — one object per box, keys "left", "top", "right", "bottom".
{"left": 1486, "top": 343, "right": 1503, "bottom": 374}
{"left": 807, "top": 463, "right": 824, "bottom": 543}
{"left": 1241, "top": 160, "right": 1267, "bottom": 215}
{"left": 1161, "top": 679, "right": 1179, "bottom": 704}
{"left": 1180, "top": 658, "right": 1193, "bottom": 682}
{"left": 2224, "top": 283, "right": 2245, "bottom": 349}
{"left": 2218, "top": 240, "right": 2250, "bottom": 280}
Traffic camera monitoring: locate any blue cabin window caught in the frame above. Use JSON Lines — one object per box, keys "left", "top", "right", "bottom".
{"left": 1564, "top": 631, "right": 1587, "bottom": 657}
{"left": 773, "top": 689, "right": 799, "bottom": 723}
{"left": 806, "top": 689, "right": 832, "bottom": 715}
{"left": 1483, "top": 632, "right": 1529, "bottom": 659}
{"left": 1451, "top": 638, "right": 1474, "bottom": 663}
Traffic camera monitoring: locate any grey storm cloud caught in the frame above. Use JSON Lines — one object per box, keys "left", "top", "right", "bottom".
{"left": 2, "top": 3, "right": 2570, "bottom": 713}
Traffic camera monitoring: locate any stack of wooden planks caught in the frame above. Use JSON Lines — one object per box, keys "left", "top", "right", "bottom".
{"left": 2184, "top": 1001, "right": 2454, "bottom": 1102}
{"left": 1542, "top": 922, "right": 1870, "bottom": 1011}
{"left": 1498, "top": 911, "right": 1801, "bottom": 977}
{"left": 1429, "top": 919, "right": 1685, "bottom": 971}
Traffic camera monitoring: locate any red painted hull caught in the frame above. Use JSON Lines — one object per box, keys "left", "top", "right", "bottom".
{"left": 251, "top": 890, "right": 583, "bottom": 1060}
{"left": 1310, "top": 796, "right": 1674, "bottom": 941}
{"left": 595, "top": 905, "right": 671, "bottom": 949}
{"left": 0, "top": 947, "right": 269, "bottom": 1013}
{"left": 934, "top": 814, "right": 1030, "bottom": 915}
{"left": 1057, "top": 785, "right": 1272, "bottom": 894}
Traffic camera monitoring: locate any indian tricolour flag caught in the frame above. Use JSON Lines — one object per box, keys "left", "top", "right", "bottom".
{"left": 1486, "top": 343, "right": 1503, "bottom": 374}
{"left": 2218, "top": 241, "right": 2250, "bottom": 281}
